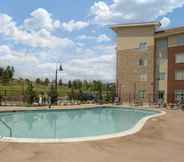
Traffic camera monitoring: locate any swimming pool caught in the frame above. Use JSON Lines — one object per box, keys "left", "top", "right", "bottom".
{"left": 0, "top": 107, "right": 164, "bottom": 142}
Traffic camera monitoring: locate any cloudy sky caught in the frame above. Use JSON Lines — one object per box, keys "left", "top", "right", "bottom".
{"left": 0, "top": 0, "right": 184, "bottom": 82}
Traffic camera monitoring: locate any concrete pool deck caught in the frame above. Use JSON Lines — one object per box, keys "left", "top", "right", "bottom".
{"left": 0, "top": 108, "right": 183, "bottom": 162}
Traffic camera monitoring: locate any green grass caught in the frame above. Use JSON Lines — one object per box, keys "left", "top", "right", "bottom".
{"left": 0, "top": 82, "right": 70, "bottom": 97}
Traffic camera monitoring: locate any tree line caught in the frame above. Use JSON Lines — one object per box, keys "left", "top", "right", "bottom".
{"left": 0, "top": 66, "right": 116, "bottom": 105}
{"left": 24, "top": 79, "right": 116, "bottom": 105}
{"left": 0, "top": 66, "right": 15, "bottom": 84}
{"left": 67, "top": 80, "right": 116, "bottom": 103}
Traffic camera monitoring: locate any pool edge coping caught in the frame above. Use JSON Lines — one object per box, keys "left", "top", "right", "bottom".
{"left": 0, "top": 106, "right": 166, "bottom": 143}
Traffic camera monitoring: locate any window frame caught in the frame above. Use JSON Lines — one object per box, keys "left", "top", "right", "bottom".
{"left": 139, "top": 42, "right": 148, "bottom": 49}
{"left": 175, "top": 70, "right": 184, "bottom": 80}
{"left": 140, "top": 73, "right": 147, "bottom": 81}
{"left": 156, "top": 39, "right": 168, "bottom": 49}
{"left": 176, "top": 35, "right": 184, "bottom": 46}
{"left": 175, "top": 90, "right": 184, "bottom": 102}
{"left": 139, "top": 59, "right": 144, "bottom": 66}
{"left": 176, "top": 53, "right": 184, "bottom": 64}
{"left": 137, "top": 90, "right": 145, "bottom": 99}
{"left": 159, "top": 72, "right": 166, "bottom": 80}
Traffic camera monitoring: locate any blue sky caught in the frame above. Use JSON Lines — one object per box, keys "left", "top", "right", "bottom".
{"left": 0, "top": 0, "right": 184, "bottom": 82}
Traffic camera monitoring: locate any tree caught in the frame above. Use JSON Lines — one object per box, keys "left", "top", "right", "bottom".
{"left": 72, "top": 80, "right": 82, "bottom": 89}
{"left": 48, "top": 84, "right": 58, "bottom": 104}
{"left": 25, "top": 78, "right": 30, "bottom": 84}
{"left": 0, "top": 67, "right": 3, "bottom": 79}
{"left": 94, "top": 81, "right": 103, "bottom": 103}
{"left": 1, "top": 66, "right": 15, "bottom": 84}
{"left": 104, "top": 83, "right": 116, "bottom": 103}
{"left": 58, "top": 79, "right": 63, "bottom": 86}
{"left": 68, "top": 80, "right": 72, "bottom": 88}
{"left": 1, "top": 70, "right": 9, "bottom": 85}
{"left": 9, "top": 66, "right": 15, "bottom": 79}
{"left": 68, "top": 87, "right": 74, "bottom": 100}
{"left": 35, "top": 78, "right": 41, "bottom": 84}
{"left": 0, "top": 95, "right": 2, "bottom": 106}
{"left": 24, "top": 82, "right": 36, "bottom": 104}
{"left": 83, "top": 80, "right": 89, "bottom": 90}
{"left": 44, "top": 78, "right": 50, "bottom": 85}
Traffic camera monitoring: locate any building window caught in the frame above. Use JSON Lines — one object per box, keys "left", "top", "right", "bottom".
{"left": 138, "top": 58, "right": 147, "bottom": 66}
{"left": 176, "top": 35, "right": 184, "bottom": 45}
{"left": 175, "top": 90, "right": 184, "bottom": 102}
{"left": 159, "top": 72, "right": 166, "bottom": 80}
{"left": 137, "top": 90, "right": 145, "bottom": 99}
{"left": 175, "top": 70, "right": 184, "bottom": 80}
{"left": 139, "top": 42, "right": 147, "bottom": 49}
{"left": 140, "top": 74, "right": 147, "bottom": 81}
{"left": 156, "top": 39, "right": 168, "bottom": 49}
{"left": 139, "top": 59, "right": 144, "bottom": 66}
{"left": 176, "top": 53, "right": 184, "bottom": 63}
{"left": 156, "top": 39, "right": 168, "bottom": 61}
{"left": 158, "top": 91, "right": 165, "bottom": 100}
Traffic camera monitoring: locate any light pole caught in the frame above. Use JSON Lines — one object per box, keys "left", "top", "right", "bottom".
{"left": 55, "top": 64, "right": 63, "bottom": 92}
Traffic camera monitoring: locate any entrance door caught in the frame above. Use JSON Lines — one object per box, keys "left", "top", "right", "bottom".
{"left": 158, "top": 91, "right": 165, "bottom": 103}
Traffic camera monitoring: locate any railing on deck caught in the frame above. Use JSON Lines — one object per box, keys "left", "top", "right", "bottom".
{"left": 0, "top": 118, "right": 12, "bottom": 137}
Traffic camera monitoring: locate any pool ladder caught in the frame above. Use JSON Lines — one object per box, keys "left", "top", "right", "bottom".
{"left": 0, "top": 118, "right": 12, "bottom": 137}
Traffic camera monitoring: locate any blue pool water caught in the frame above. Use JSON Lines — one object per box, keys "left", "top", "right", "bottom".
{"left": 0, "top": 107, "right": 157, "bottom": 139}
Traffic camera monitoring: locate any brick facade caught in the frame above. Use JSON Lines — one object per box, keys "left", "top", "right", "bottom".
{"left": 167, "top": 46, "right": 184, "bottom": 103}
{"left": 112, "top": 22, "right": 184, "bottom": 104}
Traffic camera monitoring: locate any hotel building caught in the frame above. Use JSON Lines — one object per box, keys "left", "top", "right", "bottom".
{"left": 112, "top": 22, "right": 184, "bottom": 104}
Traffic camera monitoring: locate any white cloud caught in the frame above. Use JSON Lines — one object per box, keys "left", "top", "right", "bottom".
{"left": 62, "top": 45, "right": 116, "bottom": 81}
{"left": 0, "top": 12, "right": 74, "bottom": 49}
{"left": 23, "top": 8, "right": 61, "bottom": 32}
{"left": 90, "top": 1, "right": 112, "bottom": 24}
{"left": 0, "top": 45, "right": 39, "bottom": 68}
{"left": 97, "top": 34, "right": 111, "bottom": 42}
{"left": 160, "top": 17, "right": 171, "bottom": 28}
{"left": 0, "top": 8, "right": 115, "bottom": 82}
{"left": 0, "top": 43, "right": 115, "bottom": 82}
{"left": 62, "top": 20, "right": 89, "bottom": 32}
{"left": 77, "top": 34, "right": 95, "bottom": 40}
{"left": 77, "top": 34, "right": 111, "bottom": 43}
{"left": 90, "top": 0, "right": 184, "bottom": 24}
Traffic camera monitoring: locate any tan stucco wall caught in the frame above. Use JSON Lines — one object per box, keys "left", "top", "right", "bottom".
{"left": 116, "top": 26, "right": 155, "bottom": 50}
{"left": 117, "top": 46, "right": 155, "bottom": 103}
{"left": 115, "top": 25, "right": 158, "bottom": 104}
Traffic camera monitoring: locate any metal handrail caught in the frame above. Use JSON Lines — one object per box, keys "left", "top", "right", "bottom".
{"left": 0, "top": 118, "right": 12, "bottom": 137}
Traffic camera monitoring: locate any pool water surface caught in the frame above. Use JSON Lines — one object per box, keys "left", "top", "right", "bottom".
{"left": 0, "top": 107, "right": 159, "bottom": 141}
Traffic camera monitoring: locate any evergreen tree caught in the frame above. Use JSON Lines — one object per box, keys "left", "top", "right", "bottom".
{"left": 68, "top": 80, "right": 72, "bottom": 88}
{"left": 48, "top": 84, "right": 58, "bottom": 104}
{"left": 24, "top": 82, "right": 36, "bottom": 104}
{"left": 0, "top": 67, "right": 4, "bottom": 79}
{"left": 35, "top": 78, "right": 41, "bottom": 84}
{"left": 44, "top": 78, "right": 50, "bottom": 85}
{"left": 58, "top": 79, "right": 63, "bottom": 86}
{"left": 1, "top": 66, "right": 15, "bottom": 84}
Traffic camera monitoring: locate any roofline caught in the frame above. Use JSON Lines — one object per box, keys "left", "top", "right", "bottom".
{"left": 155, "top": 26, "right": 184, "bottom": 38}
{"left": 111, "top": 21, "right": 161, "bottom": 30}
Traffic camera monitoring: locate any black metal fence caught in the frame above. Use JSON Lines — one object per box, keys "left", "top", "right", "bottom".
{"left": 0, "top": 89, "right": 182, "bottom": 107}
{"left": 0, "top": 89, "right": 25, "bottom": 106}
{"left": 118, "top": 92, "right": 183, "bottom": 106}
{"left": 0, "top": 89, "right": 114, "bottom": 106}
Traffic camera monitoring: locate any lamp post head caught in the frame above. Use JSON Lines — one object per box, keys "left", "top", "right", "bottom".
{"left": 59, "top": 65, "right": 63, "bottom": 71}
